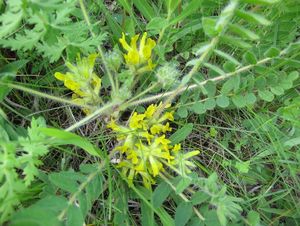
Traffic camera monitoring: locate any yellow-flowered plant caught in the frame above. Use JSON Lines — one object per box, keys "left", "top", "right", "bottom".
{"left": 108, "top": 103, "right": 199, "bottom": 188}
{"left": 119, "top": 32, "right": 156, "bottom": 72}
{"left": 54, "top": 54, "right": 101, "bottom": 113}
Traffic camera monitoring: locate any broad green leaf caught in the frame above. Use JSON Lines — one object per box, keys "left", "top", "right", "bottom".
{"left": 175, "top": 202, "right": 193, "bottom": 226}
{"left": 288, "top": 71, "right": 299, "bottom": 81}
{"left": 191, "top": 192, "right": 210, "bottom": 205}
{"left": 175, "top": 177, "right": 192, "bottom": 194}
{"left": 223, "top": 61, "right": 237, "bottom": 72}
{"left": 247, "top": 210, "right": 260, "bottom": 226}
{"left": 236, "top": 10, "right": 271, "bottom": 26}
{"left": 243, "top": 51, "right": 257, "bottom": 64}
{"left": 49, "top": 171, "right": 84, "bottom": 193}
{"left": 177, "top": 106, "right": 188, "bottom": 118}
{"left": 39, "top": 128, "right": 101, "bottom": 157}
{"left": 153, "top": 181, "right": 172, "bottom": 208}
{"left": 10, "top": 196, "right": 68, "bottom": 226}
{"left": 221, "top": 76, "right": 240, "bottom": 94}
{"left": 264, "top": 47, "right": 280, "bottom": 58}
{"left": 245, "top": 93, "right": 257, "bottom": 105}
{"left": 255, "top": 76, "right": 267, "bottom": 90}
{"left": 170, "top": 123, "right": 193, "bottom": 144}
{"left": 270, "top": 86, "right": 284, "bottom": 96}
{"left": 204, "top": 81, "right": 217, "bottom": 97}
{"left": 216, "top": 95, "right": 230, "bottom": 108}
{"left": 232, "top": 94, "right": 246, "bottom": 108}
{"left": 204, "top": 98, "right": 216, "bottom": 110}
{"left": 67, "top": 205, "right": 84, "bottom": 226}
{"left": 141, "top": 199, "right": 154, "bottom": 226}
{"left": 192, "top": 103, "right": 207, "bottom": 114}
{"left": 258, "top": 90, "right": 274, "bottom": 102}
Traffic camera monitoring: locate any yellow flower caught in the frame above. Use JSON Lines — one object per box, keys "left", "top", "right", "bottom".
{"left": 119, "top": 32, "right": 156, "bottom": 71}
{"left": 129, "top": 112, "right": 147, "bottom": 129}
{"left": 108, "top": 103, "right": 199, "bottom": 188}
{"left": 54, "top": 53, "right": 102, "bottom": 114}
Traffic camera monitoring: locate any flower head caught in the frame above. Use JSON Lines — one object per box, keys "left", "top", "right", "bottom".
{"left": 108, "top": 104, "right": 199, "bottom": 188}
{"left": 119, "top": 32, "right": 156, "bottom": 71}
{"left": 54, "top": 54, "right": 101, "bottom": 114}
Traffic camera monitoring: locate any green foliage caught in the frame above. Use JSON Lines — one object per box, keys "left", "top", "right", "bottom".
{"left": 0, "top": 0, "right": 106, "bottom": 62}
{"left": 0, "top": 117, "right": 48, "bottom": 222}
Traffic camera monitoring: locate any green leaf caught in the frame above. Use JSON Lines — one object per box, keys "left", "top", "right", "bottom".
{"left": 236, "top": 10, "right": 271, "bottom": 26}
{"left": 288, "top": 71, "right": 299, "bottom": 81}
{"left": 192, "top": 103, "right": 207, "bottom": 114}
{"left": 284, "top": 137, "right": 300, "bottom": 148}
{"left": 204, "top": 63, "right": 225, "bottom": 76}
{"left": 0, "top": 1, "right": 24, "bottom": 39}
{"left": 176, "top": 177, "right": 192, "bottom": 194}
{"left": 204, "top": 98, "right": 216, "bottom": 110}
{"left": 258, "top": 90, "right": 274, "bottom": 102}
{"left": 117, "top": 0, "right": 133, "bottom": 14}
{"left": 245, "top": 93, "right": 257, "bottom": 105}
{"left": 133, "top": 0, "right": 156, "bottom": 21}
{"left": 270, "top": 86, "right": 284, "bottom": 96}
{"left": 214, "top": 49, "right": 241, "bottom": 66}
{"left": 216, "top": 95, "right": 230, "bottom": 108}
{"left": 147, "top": 17, "right": 168, "bottom": 33}
{"left": 39, "top": 128, "right": 101, "bottom": 157}
{"left": 255, "top": 76, "right": 267, "bottom": 90}
{"left": 175, "top": 202, "right": 193, "bottom": 226}
{"left": 166, "top": 0, "right": 181, "bottom": 15}
{"left": 153, "top": 181, "right": 172, "bottom": 208}
{"left": 228, "top": 24, "right": 259, "bottom": 40}
{"left": 170, "top": 123, "right": 193, "bottom": 144}
{"left": 169, "top": 0, "right": 203, "bottom": 26}
{"left": 221, "top": 76, "right": 240, "bottom": 94}
{"left": 235, "top": 161, "right": 250, "bottom": 173}
{"left": 247, "top": 210, "right": 260, "bottom": 226}
{"left": 202, "top": 17, "right": 218, "bottom": 37}
{"left": 221, "top": 35, "right": 252, "bottom": 49}
{"left": 243, "top": 51, "right": 257, "bottom": 64}
{"left": 232, "top": 94, "right": 246, "bottom": 108}
{"left": 191, "top": 192, "right": 210, "bottom": 205}
{"left": 264, "top": 47, "right": 280, "bottom": 58}
{"left": 241, "top": 0, "right": 280, "bottom": 4}
{"left": 49, "top": 171, "right": 83, "bottom": 193}
{"left": 67, "top": 205, "right": 84, "bottom": 226}
{"left": 11, "top": 196, "right": 68, "bottom": 226}
{"left": 177, "top": 106, "right": 188, "bottom": 118}
{"left": 204, "top": 81, "right": 217, "bottom": 97}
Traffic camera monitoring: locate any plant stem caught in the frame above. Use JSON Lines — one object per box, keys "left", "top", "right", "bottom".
{"left": 78, "top": 0, "right": 117, "bottom": 93}
{"left": 0, "top": 82, "right": 88, "bottom": 108}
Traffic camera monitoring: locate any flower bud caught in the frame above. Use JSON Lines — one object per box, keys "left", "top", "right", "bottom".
{"left": 155, "top": 63, "right": 180, "bottom": 89}
{"left": 106, "top": 49, "right": 122, "bottom": 71}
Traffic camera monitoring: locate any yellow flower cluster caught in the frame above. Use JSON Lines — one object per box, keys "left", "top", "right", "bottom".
{"left": 108, "top": 104, "right": 199, "bottom": 188}
{"left": 119, "top": 32, "right": 156, "bottom": 72}
{"left": 54, "top": 54, "right": 101, "bottom": 113}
